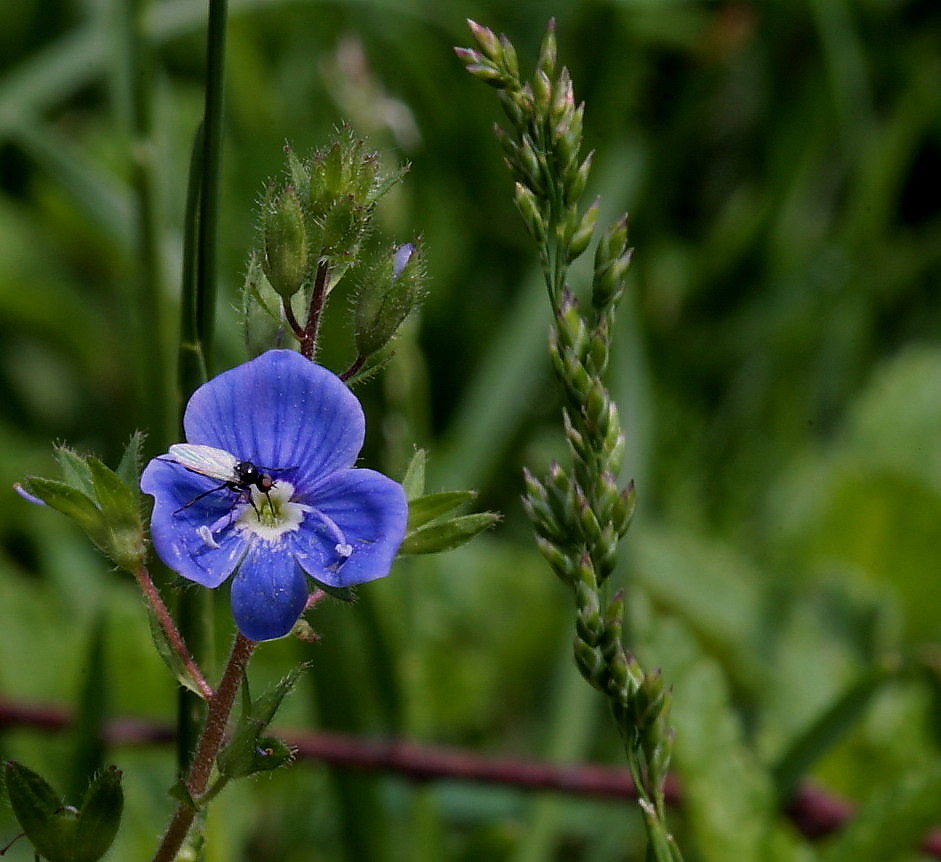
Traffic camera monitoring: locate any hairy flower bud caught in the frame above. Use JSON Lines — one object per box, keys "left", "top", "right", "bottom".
{"left": 354, "top": 242, "right": 424, "bottom": 357}
{"left": 262, "top": 185, "right": 309, "bottom": 300}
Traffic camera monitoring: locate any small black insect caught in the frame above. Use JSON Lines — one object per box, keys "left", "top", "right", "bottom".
{"left": 166, "top": 443, "right": 283, "bottom": 514}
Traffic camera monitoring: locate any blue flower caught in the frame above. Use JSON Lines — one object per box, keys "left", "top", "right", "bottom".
{"left": 140, "top": 350, "right": 408, "bottom": 641}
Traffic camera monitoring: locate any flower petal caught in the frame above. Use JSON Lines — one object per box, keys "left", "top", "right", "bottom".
{"left": 182, "top": 351, "right": 365, "bottom": 487}
{"left": 293, "top": 468, "right": 408, "bottom": 588}
{"left": 230, "top": 543, "right": 310, "bottom": 641}
{"left": 140, "top": 458, "right": 247, "bottom": 587}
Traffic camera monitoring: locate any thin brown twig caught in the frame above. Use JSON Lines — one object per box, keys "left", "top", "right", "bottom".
{"left": 2, "top": 696, "right": 940, "bottom": 855}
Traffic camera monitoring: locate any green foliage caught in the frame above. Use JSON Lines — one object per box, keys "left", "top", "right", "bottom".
{"left": 399, "top": 448, "right": 501, "bottom": 555}
{"left": 217, "top": 668, "right": 307, "bottom": 781}
{"left": 4, "top": 762, "right": 123, "bottom": 862}
{"left": 17, "top": 436, "right": 146, "bottom": 572}
{"left": 2, "top": 0, "right": 941, "bottom": 859}
{"left": 243, "top": 127, "right": 419, "bottom": 367}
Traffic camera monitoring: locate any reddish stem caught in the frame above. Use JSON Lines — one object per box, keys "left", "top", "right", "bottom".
{"left": 339, "top": 353, "right": 366, "bottom": 382}
{"left": 300, "top": 260, "right": 330, "bottom": 359}
{"left": 151, "top": 634, "right": 256, "bottom": 862}
{"left": 134, "top": 565, "right": 213, "bottom": 701}
{"left": 281, "top": 297, "right": 307, "bottom": 343}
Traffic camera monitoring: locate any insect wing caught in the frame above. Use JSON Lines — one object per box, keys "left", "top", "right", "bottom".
{"left": 168, "top": 443, "right": 239, "bottom": 482}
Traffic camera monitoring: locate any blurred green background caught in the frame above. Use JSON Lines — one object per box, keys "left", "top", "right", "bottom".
{"left": 2, "top": 0, "right": 941, "bottom": 859}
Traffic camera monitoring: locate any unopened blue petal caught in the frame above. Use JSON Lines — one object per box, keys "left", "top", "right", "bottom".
{"left": 230, "top": 544, "right": 310, "bottom": 641}
{"left": 182, "top": 350, "right": 365, "bottom": 486}
{"left": 140, "top": 458, "right": 247, "bottom": 587}
{"left": 293, "top": 469, "right": 408, "bottom": 588}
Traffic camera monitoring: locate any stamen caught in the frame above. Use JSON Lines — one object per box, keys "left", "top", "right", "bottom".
{"left": 308, "top": 507, "right": 353, "bottom": 561}
{"left": 236, "top": 481, "right": 305, "bottom": 541}
{"left": 198, "top": 525, "right": 221, "bottom": 549}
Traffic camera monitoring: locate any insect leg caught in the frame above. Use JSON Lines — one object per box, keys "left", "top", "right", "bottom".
{"left": 174, "top": 481, "right": 235, "bottom": 514}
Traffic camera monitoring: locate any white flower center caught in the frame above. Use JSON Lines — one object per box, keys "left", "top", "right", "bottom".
{"left": 234, "top": 480, "right": 308, "bottom": 542}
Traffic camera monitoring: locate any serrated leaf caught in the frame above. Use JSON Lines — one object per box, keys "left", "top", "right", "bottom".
{"left": 399, "top": 512, "right": 499, "bottom": 555}
{"left": 4, "top": 761, "right": 77, "bottom": 862}
{"left": 74, "top": 766, "right": 123, "bottom": 862}
{"left": 401, "top": 448, "right": 426, "bottom": 500}
{"left": 115, "top": 432, "right": 145, "bottom": 488}
{"left": 53, "top": 446, "right": 96, "bottom": 497}
{"left": 218, "top": 666, "right": 308, "bottom": 779}
{"left": 407, "top": 490, "right": 478, "bottom": 530}
{"left": 87, "top": 457, "right": 138, "bottom": 526}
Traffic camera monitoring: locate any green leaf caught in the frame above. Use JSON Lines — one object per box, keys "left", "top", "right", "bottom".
{"left": 68, "top": 621, "right": 108, "bottom": 801}
{"left": 87, "top": 457, "right": 146, "bottom": 570}
{"left": 217, "top": 666, "right": 308, "bottom": 779}
{"left": 820, "top": 759, "right": 941, "bottom": 862}
{"left": 4, "top": 761, "right": 74, "bottom": 862}
{"left": 73, "top": 767, "right": 123, "bottom": 862}
{"left": 87, "top": 457, "right": 137, "bottom": 527}
{"left": 114, "top": 431, "right": 145, "bottom": 491}
{"left": 146, "top": 605, "right": 208, "bottom": 698}
{"left": 20, "top": 449, "right": 145, "bottom": 571}
{"left": 167, "top": 779, "right": 197, "bottom": 809}
{"left": 771, "top": 664, "right": 895, "bottom": 802}
{"left": 401, "top": 448, "right": 426, "bottom": 500}
{"left": 638, "top": 619, "right": 806, "bottom": 862}
{"left": 406, "top": 490, "right": 478, "bottom": 530}
{"left": 19, "top": 477, "right": 107, "bottom": 546}
{"left": 3, "top": 762, "right": 123, "bottom": 862}
{"left": 251, "top": 664, "right": 308, "bottom": 728}
{"left": 53, "top": 446, "right": 96, "bottom": 497}
{"left": 399, "top": 512, "right": 500, "bottom": 555}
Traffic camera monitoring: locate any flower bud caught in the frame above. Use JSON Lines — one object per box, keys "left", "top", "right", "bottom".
{"left": 537, "top": 19, "right": 557, "bottom": 78}
{"left": 513, "top": 182, "right": 546, "bottom": 244}
{"left": 566, "top": 197, "right": 599, "bottom": 263}
{"left": 320, "top": 194, "right": 361, "bottom": 257}
{"left": 592, "top": 214, "right": 632, "bottom": 312}
{"left": 466, "top": 19, "right": 502, "bottom": 62}
{"left": 354, "top": 242, "right": 424, "bottom": 357}
{"left": 262, "top": 185, "right": 309, "bottom": 300}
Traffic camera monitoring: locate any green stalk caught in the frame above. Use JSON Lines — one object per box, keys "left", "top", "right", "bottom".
{"left": 123, "top": 0, "right": 171, "bottom": 449}
{"left": 194, "top": 0, "right": 229, "bottom": 360}
{"left": 175, "top": 0, "right": 230, "bottom": 776}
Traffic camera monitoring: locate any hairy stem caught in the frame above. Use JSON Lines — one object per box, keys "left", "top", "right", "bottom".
{"left": 151, "top": 634, "right": 256, "bottom": 862}
{"left": 300, "top": 260, "right": 330, "bottom": 359}
{"left": 134, "top": 565, "right": 213, "bottom": 701}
